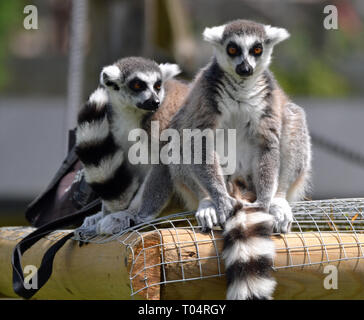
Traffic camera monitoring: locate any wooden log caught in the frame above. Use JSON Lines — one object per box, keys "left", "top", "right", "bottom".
{"left": 1, "top": 226, "right": 364, "bottom": 299}
{"left": 158, "top": 229, "right": 364, "bottom": 299}
{"left": 0, "top": 228, "right": 133, "bottom": 300}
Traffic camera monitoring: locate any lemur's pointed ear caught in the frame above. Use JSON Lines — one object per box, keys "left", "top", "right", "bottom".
{"left": 100, "top": 65, "right": 121, "bottom": 88}
{"left": 264, "top": 25, "right": 290, "bottom": 45}
{"left": 159, "top": 63, "right": 181, "bottom": 81}
{"left": 203, "top": 24, "right": 225, "bottom": 44}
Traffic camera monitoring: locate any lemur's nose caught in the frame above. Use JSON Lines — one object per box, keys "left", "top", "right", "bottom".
{"left": 150, "top": 99, "right": 160, "bottom": 108}
{"left": 236, "top": 62, "right": 253, "bottom": 76}
{"left": 140, "top": 98, "right": 160, "bottom": 111}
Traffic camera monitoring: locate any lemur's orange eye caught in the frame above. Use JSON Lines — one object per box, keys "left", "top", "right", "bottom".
{"left": 254, "top": 47, "right": 262, "bottom": 55}
{"left": 154, "top": 80, "right": 162, "bottom": 91}
{"left": 251, "top": 44, "right": 263, "bottom": 56}
{"left": 228, "top": 46, "right": 237, "bottom": 55}
{"left": 226, "top": 42, "right": 240, "bottom": 57}
{"left": 129, "top": 79, "right": 146, "bottom": 92}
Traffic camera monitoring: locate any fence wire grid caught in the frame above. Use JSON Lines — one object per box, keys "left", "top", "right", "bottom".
{"left": 2, "top": 198, "right": 364, "bottom": 298}
{"left": 77, "top": 198, "right": 364, "bottom": 298}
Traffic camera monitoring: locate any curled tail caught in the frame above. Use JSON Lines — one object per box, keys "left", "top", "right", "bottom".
{"left": 222, "top": 203, "right": 276, "bottom": 300}
{"left": 76, "top": 87, "right": 139, "bottom": 212}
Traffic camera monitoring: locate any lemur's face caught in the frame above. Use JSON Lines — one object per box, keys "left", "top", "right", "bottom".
{"left": 100, "top": 59, "right": 180, "bottom": 112}
{"left": 219, "top": 35, "right": 267, "bottom": 78}
{"left": 124, "top": 71, "right": 163, "bottom": 111}
{"left": 203, "top": 20, "right": 290, "bottom": 79}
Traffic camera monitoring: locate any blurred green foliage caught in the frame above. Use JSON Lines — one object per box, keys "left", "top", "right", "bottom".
{"left": 0, "top": 1, "right": 24, "bottom": 89}
{"left": 272, "top": 27, "right": 363, "bottom": 97}
{"left": 273, "top": 58, "right": 351, "bottom": 97}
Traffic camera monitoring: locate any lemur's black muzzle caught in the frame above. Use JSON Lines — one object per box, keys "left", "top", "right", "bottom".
{"left": 236, "top": 61, "right": 253, "bottom": 76}
{"left": 137, "top": 98, "right": 160, "bottom": 111}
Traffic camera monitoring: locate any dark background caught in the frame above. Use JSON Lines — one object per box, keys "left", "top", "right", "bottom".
{"left": 0, "top": 0, "right": 363, "bottom": 226}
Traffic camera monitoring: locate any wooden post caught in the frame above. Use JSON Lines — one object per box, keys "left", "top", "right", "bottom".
{"left": 1, "top": 226, "right": 364, "bottom": 299}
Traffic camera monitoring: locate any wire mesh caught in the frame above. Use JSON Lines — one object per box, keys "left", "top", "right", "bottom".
{"left": 275, "top": 198, "right": 364, "bottom": 271}
{"left": 74, "top": 198, "right": 364, "bottom": 298}
{"left": 2, "top": 198, "right": 364, "bottom": 299}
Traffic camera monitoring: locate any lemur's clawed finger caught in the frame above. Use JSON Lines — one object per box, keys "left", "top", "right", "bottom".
{"left": 196, "top": 198, "right": 219, "bottom": 232}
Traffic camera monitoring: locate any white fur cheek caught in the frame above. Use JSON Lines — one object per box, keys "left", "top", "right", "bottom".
{"left": 215, "top": 48, "right": 235, "bottom": 76}
{"left": 108, "top": 89, "right": 132, "bottom": 110}
{"left": 249, "top": 49, "right": 271, "bottom": 76}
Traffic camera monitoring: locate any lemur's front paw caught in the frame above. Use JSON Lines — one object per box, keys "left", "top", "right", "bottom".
{"left": 82, "top": 212, "right": 104, "bottom": 228}
{"left": 96, "top": 211, "right": 136, "bottom": 235}
{"left": 269, "top": 198, "right": 293, "bottom": 234}
{"left": 74, "top": 225, "right": 98, "bottom": 242}
{"left": 74, "top": 211, "right": 104, "bottom": 240}
{"left": 196, "top": 198, "right": 218, "bottom": 232}
{"left": 216, "top": 196, "right": 237, "bottom": 228}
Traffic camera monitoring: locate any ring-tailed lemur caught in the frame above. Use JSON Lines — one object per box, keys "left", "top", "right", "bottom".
{"left": 75, "top": 57, "right": 189, "bottom": 235}
{"left": 94, "top": 20, "right": 311, "bottom": 299}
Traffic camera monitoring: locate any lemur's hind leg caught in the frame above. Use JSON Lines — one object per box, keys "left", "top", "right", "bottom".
{"left": 134, "top": 164, "right": 175, "bottom": 222}
{"left": 271, "top": 103, "right": 311, "bottom": 233}
{"left": 286, "top": 171, "right": 310, "bottom": 202}
{"left": 271, "top": 170, "right": 309, "bottom": 233}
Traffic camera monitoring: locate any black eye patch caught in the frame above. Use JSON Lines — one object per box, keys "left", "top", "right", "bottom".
{"left": 128, "top": 78, "right": 146, "bottom": 92}
{"left": 105, "top": 80, "right": 120, "bottom": 91}
{"left": 154, "top": 80, "right": 162, "bottom": 91}
{"left": 226, "top": 42, "right": 241, "bottom": 57}
{"left": 249, "top": 43, "right": 263, "bottom": 57}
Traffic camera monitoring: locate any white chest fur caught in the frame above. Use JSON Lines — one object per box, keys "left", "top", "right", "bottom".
{"left": 215, "top": 79, "right": 267, "bottom": 180}
{"left": 110, "top": 106, "right": 150, "bottom": 176}
{"left": 111, "top": 108, "right": 139, "bottom": 143}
